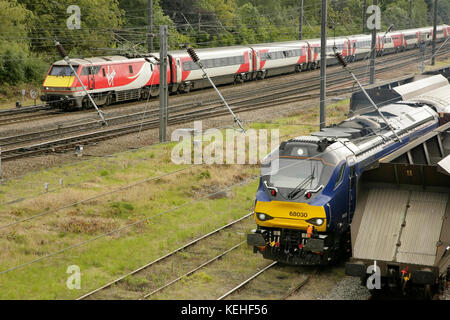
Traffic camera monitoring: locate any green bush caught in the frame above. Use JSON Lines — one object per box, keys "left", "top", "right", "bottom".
{"left": 0, "top": 42, "right": 48, "bottom": 86}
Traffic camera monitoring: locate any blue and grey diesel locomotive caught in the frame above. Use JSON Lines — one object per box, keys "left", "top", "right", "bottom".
{"left": 247, "top": 94, "right": 448, "bottom": 265}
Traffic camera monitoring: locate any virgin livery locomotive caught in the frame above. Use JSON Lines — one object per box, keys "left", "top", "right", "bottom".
{"left": 41, "top": 25, "right": 449, "bottom": 109}
{"left": 247, "top": 76, "right": 450, "bottom": 266}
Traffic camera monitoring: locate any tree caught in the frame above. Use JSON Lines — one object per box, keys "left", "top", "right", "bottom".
{"left": 17, "top": 0, "right": 123, "bottom": 57}
{"left": 0, "top": 0, "right": 45, "bottom": 85}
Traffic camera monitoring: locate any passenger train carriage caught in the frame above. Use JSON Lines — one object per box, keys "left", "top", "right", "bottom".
{"left": 247, "top": 75, "right": 450, "bottom": 266}
{"left": 41, "top": 25, "right": 449, "bottom": 109}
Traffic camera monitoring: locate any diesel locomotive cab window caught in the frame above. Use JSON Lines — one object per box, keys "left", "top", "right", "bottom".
{"left": 264, "top": 144, "right": 336, "bottom": 192}
{"left": 49, "top": 65, "right": 78, "bottom": 76}
{"left": 269, "top": 158, "right": 323, "bottom": 190}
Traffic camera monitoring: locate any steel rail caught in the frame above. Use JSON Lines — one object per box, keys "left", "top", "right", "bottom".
{"left": 76, "top": 212, "right": 253, "bottom": 300}
{"left": 281, "top": 268, "right": 319, "bottom": 300}
{"left": 0, "top": 86, "right": 354, "bottom": 161}
{"left": 216, "top": 261, "right": 278, "bottom": 300}
{"left": 140, "top": 241, "right": 246, "bottom": 300}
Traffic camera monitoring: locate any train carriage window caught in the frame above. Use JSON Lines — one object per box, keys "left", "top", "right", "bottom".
{"left": 129, "top": 65, "right": 133, "bottom": 73}
{"left": 50, "top": 65, "right": 78, "bottom": 76}
{"left": 92, "top": 66, "right": 101, "bottom": 74}
{"left": 80, "top": 66, "right": 101, "bottom": 75}
{"left": 186, "top": 61, "right": 200, "bottom": 70}
{"left": 81, "top": 67, "right": 90, "bottom": 75}
{"left": 102, "top": 68, "right": 106, "bottom": 77}
{"left": 182, "top": 55, "right": 244, "bottom": 71}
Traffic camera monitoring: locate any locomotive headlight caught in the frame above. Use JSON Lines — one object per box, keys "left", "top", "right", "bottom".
{"left": 256, "top": 213, "right": 273, "bottom": 221}
{"left": 306, "top": 218, "right": 324, "bottom": 226}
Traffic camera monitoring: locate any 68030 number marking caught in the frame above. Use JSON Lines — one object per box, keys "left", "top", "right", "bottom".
{"left": 289, "top": 211, "right": 308, "bottom": 218}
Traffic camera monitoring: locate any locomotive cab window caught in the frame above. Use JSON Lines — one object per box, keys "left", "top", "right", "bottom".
{"left": 129, "top": 65, "right": 133, "bottom": 73}
{"left": 262, "top": 143, "right": 338, "bottom": 192}
{"left": 50, "top": 65, "right": 78, "bottom": 76}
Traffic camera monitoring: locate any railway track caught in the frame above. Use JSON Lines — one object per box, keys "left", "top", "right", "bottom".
{"left": 78, "top": 208, "right": 320, "bottom": 301}
{"left": 77, "top": 212, "right": 254, "bottom": 300}
{"left": 217, "top": 261, "right": 279, "bottom": 300}
{"left": 280, "top": 268, "right": 319, "bottom": 300}
{"left": 0, "top": 104, "right": 50, "bottom": 117}
{"left": 0, "top": 110, "right": 65, "bottom": 126}
{"left": 1, "top": 46, "right": 448, "bottom": 161}
{"left": 216, "top": 263, "right": 319, "bottom": 300}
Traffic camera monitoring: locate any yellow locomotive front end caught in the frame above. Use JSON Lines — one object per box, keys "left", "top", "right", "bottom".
{"left": 41, "top": 62, "right": 83, "bottom": 109}
{"left": 247, "top": 137, "right": 350, "bottom": 266}
{"left": 254, "top": 200, "right": 327, "bottom": 233}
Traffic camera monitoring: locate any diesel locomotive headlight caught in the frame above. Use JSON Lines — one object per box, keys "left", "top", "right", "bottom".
{"left": 256, "top": 213, "right": 274, "bottom": 221}
{"left": 306, "top": 218, "right": 324, "bottom": 226}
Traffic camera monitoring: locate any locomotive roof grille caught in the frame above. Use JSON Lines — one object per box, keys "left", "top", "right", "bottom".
{"left": 284, "top": 102, "right": 436, "bottom": 153}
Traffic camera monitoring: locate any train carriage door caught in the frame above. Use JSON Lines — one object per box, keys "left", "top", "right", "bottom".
{"left": 176, "top": 58, "right": 182, "bottom": 84}
{"left": 90, "top": 66, "right": 96, "bottom": 90}
{"left": 85, "top": 66, "right": 95, "bottom": 90}
{"left": 248, "top": 49, "right": 253, "bottom": 73}
{"left": 348, "top": 163, "right": 357, "bottom": 219}
{"left": 251, "top": 48, "right": 259, "bottom": 72}
{"left": 345, "top": 155, "right": 358, "bottom": 222}
{"left": 347, "top": 39, "right": 352, "bottom": 57}
{"left": 305, "top": 42, "right": 311, "bottom": 64}
{"left": 342, "top": 39, "right": 348, "bottom": 56}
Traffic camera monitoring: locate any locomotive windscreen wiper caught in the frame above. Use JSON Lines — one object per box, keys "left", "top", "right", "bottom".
{"left": 287, "top": 167, "right": 315, "bottom": 200}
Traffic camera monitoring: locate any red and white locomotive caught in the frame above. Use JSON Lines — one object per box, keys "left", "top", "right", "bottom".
{"left": 41, "top": 24, "right": 449, "bottom": 109}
